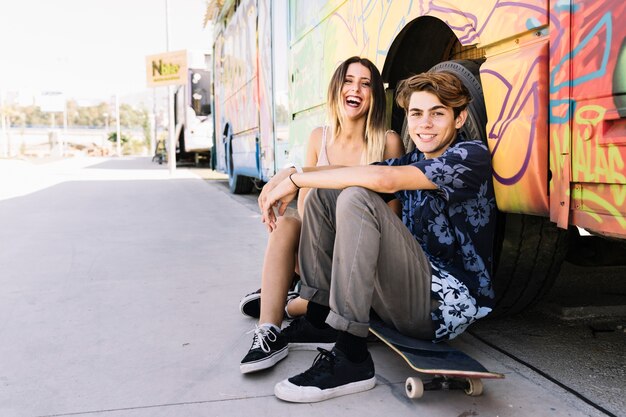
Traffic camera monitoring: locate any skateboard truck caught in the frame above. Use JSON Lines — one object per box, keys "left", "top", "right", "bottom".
{"left": 405, "top": 376, "right": 484, "bottom": 399}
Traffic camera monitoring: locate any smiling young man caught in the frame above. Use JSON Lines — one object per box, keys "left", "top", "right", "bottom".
{"left": 261, "top": 71, "right": 497, "bottom": 403}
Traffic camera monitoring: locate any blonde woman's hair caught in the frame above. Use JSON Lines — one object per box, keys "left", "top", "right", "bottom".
{"left": 326, "top": 56, "right": 387, "bottom": 163}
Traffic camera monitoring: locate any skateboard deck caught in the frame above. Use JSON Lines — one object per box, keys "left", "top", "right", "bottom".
{"left": 370, "top": 319, "right": 504, "bottom": 398}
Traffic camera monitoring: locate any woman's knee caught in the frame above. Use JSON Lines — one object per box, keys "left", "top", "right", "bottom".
{"left": 267, "top": 216, "right": 302, "bottom": 249}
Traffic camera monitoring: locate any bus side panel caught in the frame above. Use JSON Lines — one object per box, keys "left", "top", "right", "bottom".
{"left": 258, "top": 0, "right": 275, "bottom": 181}
{"left": 482, "top": 40, "right": 550, "bottom": 216}
{"left": 289, "top": 0, "right": 550, "bottom": 126}
{"left": 548, "top": 2, "right": 573, "bottom": 230}
{"left": 232, "top": 131, "right": 260, "bottom": 178}
{"left": 228, "top": 0, "right": 259, "bottom": 136}
{"left": 568, "top": 1, "right": 626, "bottom": 236}
{"left": 213, "top": 31, "right": 227, "bottom": 173}
{"left": 272, "top": 0, "right": 292, "bottom": 171}
{"left": 468, "top": 0, "right": 548, "bottom": 47}
{"left": 289, "top": 0, "right": 328, "bottom": 120}
{"left": 218, "top": 0, "right": 261, "bottom": 178}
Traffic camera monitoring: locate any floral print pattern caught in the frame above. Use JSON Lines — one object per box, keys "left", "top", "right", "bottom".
{"left": 431, "top": 264, "right": 492, "bottom": 340}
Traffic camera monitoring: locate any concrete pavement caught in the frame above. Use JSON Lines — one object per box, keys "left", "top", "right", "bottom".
{"left": 0, "top": 156, "right": 608, "bottom": 417}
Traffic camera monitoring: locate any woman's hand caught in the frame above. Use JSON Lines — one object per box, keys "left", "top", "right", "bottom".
{"left": 258, "top": 167, "right": 294, "bottom": 214}
{"left": 261, "top": 177, "right": 299, "bottom": 232}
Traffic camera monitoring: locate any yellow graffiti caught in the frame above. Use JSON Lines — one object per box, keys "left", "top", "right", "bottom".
{"left": 612, "top": 183, "right": 626, "bottom": 206}
{"left": 574, "top": 104, "right": 605, "bottom": 137}
{"left": 572, "top": 104, "right": 626, "bottom": 184}
{"left": 580, "top": 189, "right": 626, "bottom": 228}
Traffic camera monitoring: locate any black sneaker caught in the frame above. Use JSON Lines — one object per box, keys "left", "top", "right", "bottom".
{"left": 274, "top": 347, "right": 376, "bottom": 403}
{"left": 282, "top": 317, "right": 338, "bottom": 351}
{"left": 239, "top": 289, "right": 299, "bottom": 319}
{"left": 240, "top": 326, "right": 288, "bottom": 374}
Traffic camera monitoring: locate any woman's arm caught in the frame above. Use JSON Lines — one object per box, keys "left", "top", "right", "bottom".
{"left": 297, "top": 127, "right": 323, "bottom": 216}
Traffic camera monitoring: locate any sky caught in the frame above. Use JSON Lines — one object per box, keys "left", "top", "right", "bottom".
{"left": 0, "top": 0, "right": 212, "bottom": 102}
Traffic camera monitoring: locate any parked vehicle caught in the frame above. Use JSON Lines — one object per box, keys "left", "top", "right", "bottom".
{"left": 174, "top": 53, "right": 213, "bottom": 166}
{"left": 206, "top": 0, "right": 626, "bottom": 315}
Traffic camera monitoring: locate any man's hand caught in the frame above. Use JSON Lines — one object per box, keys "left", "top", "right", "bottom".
{"left": 261, "top": 177, "right": 299, "bottom": 231}
{"left": 258, "top": 167, "right": 295, "bottom": 214}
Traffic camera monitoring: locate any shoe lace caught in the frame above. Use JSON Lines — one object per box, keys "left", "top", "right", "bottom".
{"left": 247, "top": 325, "right": 277, "bottom": 353}
{"left": 297, "top": 348, "right": 336, "bottom": 383}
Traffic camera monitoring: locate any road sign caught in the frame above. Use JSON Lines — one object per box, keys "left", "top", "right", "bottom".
{"left": 145, "top": 50, "right": 188, "bottom": 87}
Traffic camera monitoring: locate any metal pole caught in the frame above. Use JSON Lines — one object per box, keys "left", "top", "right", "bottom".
{"left": 0, "top": 90, "right": 7, "bottom": 158}
{"left": 151, "top": 89, "right": 157, "bottom": 155}
{"left": 165, "top": 0, "right": 176, "bottom": 174}
{"left": 167, "top": 86, "right": 176, "bottom": 174}
{"left": 62, "top": 98, "right": 68, "bottom": 157}
{"left": 116, "top": 93, "right": 121, "bottom": 157}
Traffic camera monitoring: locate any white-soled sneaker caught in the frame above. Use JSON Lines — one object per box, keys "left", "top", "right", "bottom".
{"left": 240, "top": 325, "right": 288, "bottom": 374}
{"left": 274, "top": 347, "right": 376, "bottom": 403}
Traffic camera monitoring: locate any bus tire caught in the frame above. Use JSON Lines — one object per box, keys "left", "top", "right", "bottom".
{"left": 491, "top": 214, "right": 569, "bottom": 316}
{"left": 425, "top": 60, "right": 568, "bottom": 316}
{"left": 227, "top": 145, "right": 253, "bottom": 194}
{"left": 229, "top": 172, "right": 254, "bottom": 194}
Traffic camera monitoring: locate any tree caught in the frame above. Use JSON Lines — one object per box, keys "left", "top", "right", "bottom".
{"left": 8, "top": 97, "right": 150, "bottom": 130}
{"left": 107, "top": 132, "right": 130, "bottom": 144}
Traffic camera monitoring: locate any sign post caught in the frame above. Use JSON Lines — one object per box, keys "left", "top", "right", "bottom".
{"left": 38, "top": 91, "right": 66, "bottom": 157}
{"left": 145, "top": 50, "right": 188, "bottom": 174}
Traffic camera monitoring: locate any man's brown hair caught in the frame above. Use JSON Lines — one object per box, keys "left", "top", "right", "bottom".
{"left": 396, "top": 71, "right": 471, "bottom": 117}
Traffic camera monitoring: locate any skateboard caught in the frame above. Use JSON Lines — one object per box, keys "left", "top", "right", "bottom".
{"left": 369, "top": 319, "right": 504, "bottom": 399}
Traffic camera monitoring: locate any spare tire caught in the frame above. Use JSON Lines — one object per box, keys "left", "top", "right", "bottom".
{"left": 430, "top": 59, "right": 488, "bottom": 142}
{"left": 400, "top": 59, "right": 487, "bottom": 150}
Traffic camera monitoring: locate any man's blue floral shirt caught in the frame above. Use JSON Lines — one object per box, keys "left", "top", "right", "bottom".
{"left": 380, "top": 135, "right": 496, "bottom": 341}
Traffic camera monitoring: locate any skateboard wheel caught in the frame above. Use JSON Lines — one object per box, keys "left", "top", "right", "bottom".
{"left": 464, "top": 378, "right": 483, "bottom": 396}
{"left": 405, "top": 377, "right": 424, "bottom": 399}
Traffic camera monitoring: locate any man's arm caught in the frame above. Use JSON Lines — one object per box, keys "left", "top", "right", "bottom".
{"left": 292, "top": 165, "right": 436, "bottom": 193}
{"left": 262, "top": 164, "right": 437, "bottom": 229}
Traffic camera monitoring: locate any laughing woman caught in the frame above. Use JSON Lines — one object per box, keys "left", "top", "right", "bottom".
{"left": 239, "top": 56, "right": 404, "bottom": 373}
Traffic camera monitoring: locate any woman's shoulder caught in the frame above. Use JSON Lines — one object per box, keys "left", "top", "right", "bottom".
{"left": 383, "top": 129, "right": 405, "bottom": 158}
{"left": 304, "top": 126, "right": 326, "bottom": 165}
{"left": 308, "top": 126, "right": 325, "bottom": 145}
{"left": 310, "top": 125, "right": 325, "bottom": 136}
{"left": 385, "top": 129, "right": 401, "bottom": 142}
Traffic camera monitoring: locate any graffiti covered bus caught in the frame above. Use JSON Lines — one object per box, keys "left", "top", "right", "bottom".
{"left": 207, "top": 0, "right": 626, "bottom": 315}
